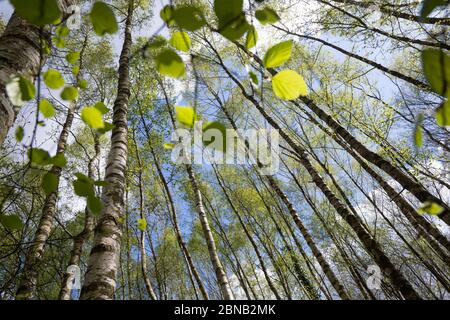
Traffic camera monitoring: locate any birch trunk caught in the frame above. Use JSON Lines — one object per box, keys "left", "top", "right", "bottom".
{"left": 59, "top": 135, "right": 100, "bottom": 300}
{"left": 0, "top": 0, "right": 75, "bottom": 145}
{"left": 80, "top": 1, "right": 134, "bottom": 300}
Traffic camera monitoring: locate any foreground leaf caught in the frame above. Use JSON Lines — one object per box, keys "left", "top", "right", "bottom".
{"left": 175, "top": 106, "right": 198, "bottom": 128}
{"left": 255, "top": 7, "right": 280, "bottom": 25}
{"left": 81, "top": 107, "right": 105, "bottom": 129}
{"left": 41, "top": 172, "right": 58, "bottom": 195}
{"left": 90, "top": 1, "right": 118, "bottom": 36}
{"left": 272, "top": 70, "right": 308, "bottom": 100}
{"left": 169, "top": 32, "right": 191, "bottom": 52}
{"left": 422, "top": 49, "right": 450, "bottom": 97}
{"left": 39, "top": 99, "right": 56, "bottom": 118}
{"left": 11, "top": 0, "right": 61, "bottom": 26}
{"left": 0, "top": 214, "right": 23, "bottom": 231}
{"left": 263, "top": 40, "right": 293, "bottom": 68}
{"left": 155, "top": 49, "right": 186, "bottom": 78}
{"left": 43, "top": 69, "right": 65, "bottom": 89}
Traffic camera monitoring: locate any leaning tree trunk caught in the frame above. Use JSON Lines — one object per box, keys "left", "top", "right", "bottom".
{"left": 208, "top": 82, "right": 349, "bottom": 300}
{"left": 0, "top": 0, "right": 75, "bottom": 145}
{"left": 15, "top": 31, "right": 88, "bottom": 300}
{"left": 80, "top": 1, "right": 134, "bottom": 300}
{"left": 231, "top": 39, "right": 450, "bottom": 228}
{"left": 59, "top": 135, "right": 100, "bottom": 300}
{"left": 159, "top": 79, "right": 234, "bottom": 300}
{"left": 210, "top": 45, "right": 421, "bottom": 300}
{"left": 132, "top": 130, "right": 158, "bottom": 300}
{"left": 135, "top": 99, "right": 209, "bottom": 300}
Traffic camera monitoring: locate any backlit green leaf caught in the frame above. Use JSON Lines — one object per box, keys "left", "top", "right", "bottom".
{"left": 41, "top": 172, "right": 58, "bottom": 195}
{"left": 215, "top": 0, "right": 249, "bottom": 40}
{"left": 203, "top": 121, "right": 227, "bottom": 152}
{"left": 28, "top": 148, "right": 51, "bottom": 165}
{"left": 272, "top": 70, "right": 308, "bottom": 100}
{"left": 11, "top": 0, "right": 61, "bottom": 26}
{"left": 39, "top": 99, "right": 56, "bottom": 118}
{"left": 246, "top": 26, "right": 258, "bottom": 49}
{"left": 90, "top": 1, "right": 118, "bottom": 36}
{"left": 417, "top": 201, "right": 445, "bottom": 216}
{"left": 263, "top": 40, "right": 293, "bottom": 68}
{"left": 422, "top": 49, "right": 450, "bottom": 97}
{"left": 137, "top": 218, "right": 147, "bottom": 231}
{"left": 155, "top": 49, "right": 186, "bottom": 78}
{"left": 44, "top": 69, "right": 65, "bottom": 89}
{"left": 66, "top": 52, "right": 80, "bottom": 65}
{"left": 169, "top": 32, "right": 191, "bottom": 52}
{"left": 93, "top": 102, "right": 109, "bottom": 115}
{"left": 255, "top": 7, "right": 280, "bottom": 25}
{"left": 172, "top": 5, "right": 206, "bottom": 31}
{"left": 81, "top": 107, "right": 105, "bottom": 129}
{"left": 15, "top": 126, "right": 24, "bottom": 142}
{"left": 414, "top": 113, "right": 424, "bottom": 148}
{"left": 435, "top": 100, "right": 450, "bottom": 127}
{"left": 175, "top": 106, "right": 198, "bottom": 128}
{"left": 60, "top": 86, "right": 79, "bottom": 101}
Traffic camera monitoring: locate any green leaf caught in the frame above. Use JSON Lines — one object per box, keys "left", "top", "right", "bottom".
{"left": 52, "top": 36, "right": 66, "bottom": 49}
{"left": 172, "top": 5, "right": 206, "bottom": 31}
{"left": 72, "top": 65, "right": 80, "bottom": 76}
{"left": 175, "top": 106, "right": 198, "bottom": 128}
{"left": 215, "top": 0, "right": 249, "bottom": 40}
{"left": 263, "top": 40, "right": 293, "bottom": 68}
{"left": 19, "top": 77, "right": 36, "bottom": 101}
{"left": 55, "top": 25, "right": 70, "bottom": 38}
{"left": 202, "top": 121, "right": 227, "bottom": 152}
{"left": 87, "top": 195, "right": 102, "bottom": 215}
{"left": 160, "top": 5, "right": 174, "bottom": 25}
{"left": 246, "top": 26, "right": 258, "bottom": 49}
{"left": 15, "top": 126, "right": 24, "bottom": 142}
{"left": 93, "top": 102, "right": 109, "bottom": 115}
{"left": 90, "top": 1, "right": 118, "bottom": 36}
{"left": 11, "top": 0, "right": 61, "bottom": 26}
{"left": 97, "top": 122, "right": 115, "bottom": 134}
{"left": 28, "top": 148, "right": 51, "bottom": 165}
{"left": 39, "top": 99, "right": 56, "bottom": 118}
{"left": 249, "top": 71, "right": 259, "bottom": 85}
{"left": 7, "top": 77, "right": 36, "bottom": 106}
{"left": 0, "top": 214, "right": 23, "bottom": 231}
{"left": 43, "top": 69, "right": 65, "bottom": 89}
{"left": 66, "top": 52, "right": 80, "bottom": 65}
{"left": 60, "top": 86, "right": 79, "bottom": 101}
{"left": 93, "top": 180, "right": 109, "bottom": 187}
{"left": 421, "top": 0, "right": 448, "bottom": 17}
{"left": 422, "top": 49, "right": 450, "bottom": 97}
{"left": 137, "top": 218, "right": 147, "bottom": 231}
{"left": 272, "top": 70, "right": 308, "bottom": 100}
{"left": 435, "top": 100, "right": 450, "bottom": 127}
{"left": 75, "top": 172, "right": 94, "bottom": 184}
{"left": 164, "top": 143, "right": 175, "bottom": 149}
{"left": 146, "top": 36, "right": 167, "bottom": 51}
{"left": 155, "top": 49, "right": 186, "bottom": 78}
{"left": 78, "top": 79, "right": 88, "bottom": 89}
{"left": 255, "top": 7, "right": 280, "bottom": 25}
{"left": 417, "top": 201, "right": 445, "bottom": 216}
{"left": 414, "top": 113, "right": 424, "bottom": 148}
{"left": 41, "top": 172, "right": 58, "bottom": 195}
{"left": 81, "top": 107, "right": 105, "bottom": 129}
{"left": 49, "top": 153, "right": 67, "bottom": 167}
{"left": 169, "top": 32, "right": 191, "bottom": 52}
